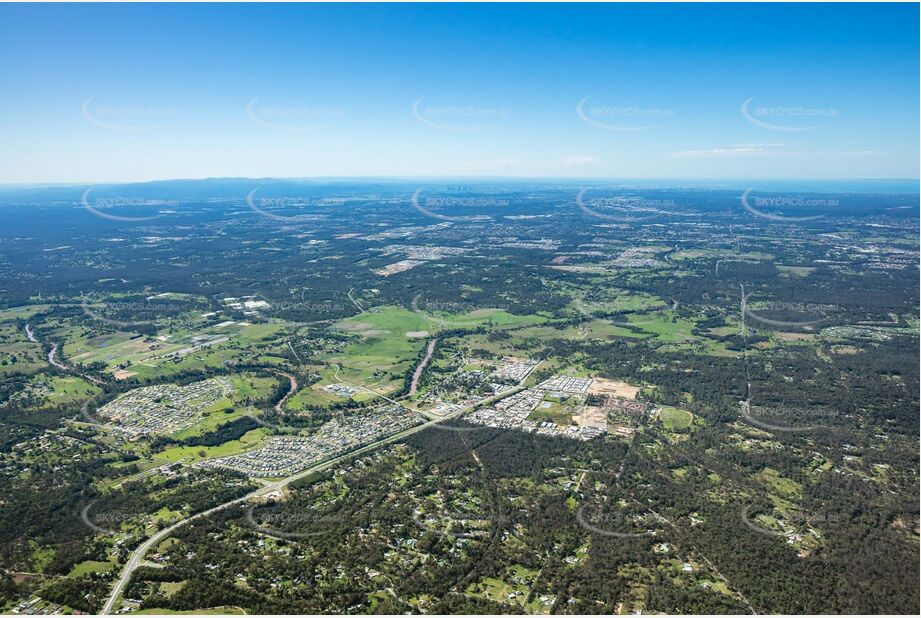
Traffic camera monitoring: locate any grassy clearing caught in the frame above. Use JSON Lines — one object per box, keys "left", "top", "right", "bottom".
{"left": 776, "top": 265, "right": 816, "bottom": 277}
{"left": 756, "top": 467, "right": 802, "bottom": 499}
{"left": 463, "top": 564, "right": 548, "bottom": 612}
{"left": 0, "top": 322, "right": 47, "bottom": 375}
{"left": 68, "top": 558, "right": 117, "bottom": 577}
{"left": 622, "top": 311, "right": 743, "bottom": 357}
{"left": 335, "top": 305, "right": 432, "bottom": 336}
{"left": 29, "top": 543, "right": 55, "bottom": 573}
{"left": 63, "top": 321, "right": 287, "bottom": 380}
{"left": 438, "top": 308, "right": 546, "bottom": 330}
{"left": 659, "top": 406, "right": 694, "bottom": 431}
{"left": 167, "top": 403, "right": 235, "bottom": 440}
{"left": 154, "top": 428, "right": 267, "bottom": 463}
{"left": 628, "top": 312, "right": 696, "bottom": 342}
{"left": 286, "top": 385, "right": 339, "bottom": 409}
{"left": 0, "top": 304, "right": 53, "bottom": 321}
{"left": 569, "top": 288, "right": 666, "bottom": 314}
{"left": 329, "top": 306, "right": 429, "bottom": 388}
{"left": 48, "top": 377, "right": 101, "bottom": 403}
{"left": 672, "top": 248, "right": 772, "bottom": 262}
{"left": 528, "top": 397, "right": 577, "bottom": 426}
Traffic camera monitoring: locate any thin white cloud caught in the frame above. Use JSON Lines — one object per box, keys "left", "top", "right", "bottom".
{"left": 671, "top": 144, "right": 787, "bottom": 158}
{"left": 835, "top": 150, "right": 884, "bottom": 157}
{"left": 730, "top": 143, "right": 787, "bottom": 149}
{"left": 672, "top": 144, "right": 884, "bottom": 160}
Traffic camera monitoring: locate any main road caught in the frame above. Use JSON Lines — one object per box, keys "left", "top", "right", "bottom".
{"left": 100, "top": 382, "right": 520, "bottom": 614}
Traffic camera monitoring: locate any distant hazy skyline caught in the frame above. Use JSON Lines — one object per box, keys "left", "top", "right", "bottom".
{"left": 0, "top": 3, "right": 918, "bottom": 183}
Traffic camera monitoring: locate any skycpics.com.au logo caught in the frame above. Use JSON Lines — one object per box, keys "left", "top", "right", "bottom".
{"left": 82, "top": 98, "right": 177, "bottom": 130}
{"left": 246, "top": 97, "right": 345, "bottom": 131}
{"left": 245, "top": 188, "right": 342, "bottom": 222}
{"left": 740, "top": 97, "right": 838, "bottom": 131}
{"left": 577, "top": 188, "right": 668, "bottom": 222}
{"left": 740, "top": 188, "right": 834, "bottom": 222}
{"left": 81, "top": 188, "right": 176, "bottom": 222}
{"left": 739, "top": 401, "right": 837, "bottom": 433}
{"left": 410, "top": 188, "right": 501, "bottom": 222}
{"left": 246, "top": 504, "right": 345, "bottom": 539}
{"left": 740, "top": 504, "right": 843, "bottom": 538}
{"left": 577, "top": 97, "right": 674, "bottom": 131}
{"left": 80, "top": 296, "right": 184, "bottom": 328}
{"left": 80, "top": 500, "right": 139, "bottom": 535}
{"left": 411, "top": 97, "right": 509, "bottom": 131}
{"left": 413, "top": 510, "right": 506, "bottom": 539}
{"left": 576, "top": 504, "right": 660, "bottom": 538}
{"left": 741, "top": 288, "right": 831, "bottom": 329}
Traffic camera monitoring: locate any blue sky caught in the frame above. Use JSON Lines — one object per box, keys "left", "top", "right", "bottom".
{"left": 0, "top": 2, "right": 917, "bottom": 183}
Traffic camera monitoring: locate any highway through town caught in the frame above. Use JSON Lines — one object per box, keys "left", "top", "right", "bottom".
{"left": 100, "top": 381, "right": 520, "bottom": 614}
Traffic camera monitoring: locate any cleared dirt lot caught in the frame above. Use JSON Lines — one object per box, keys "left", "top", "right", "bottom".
{"left": 588, "top": 377, "right": 640, "bottom": 399}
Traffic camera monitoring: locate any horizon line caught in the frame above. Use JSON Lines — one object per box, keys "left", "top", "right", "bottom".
{"left": 1, "top": 175, "right": 919, "bottom": 190}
